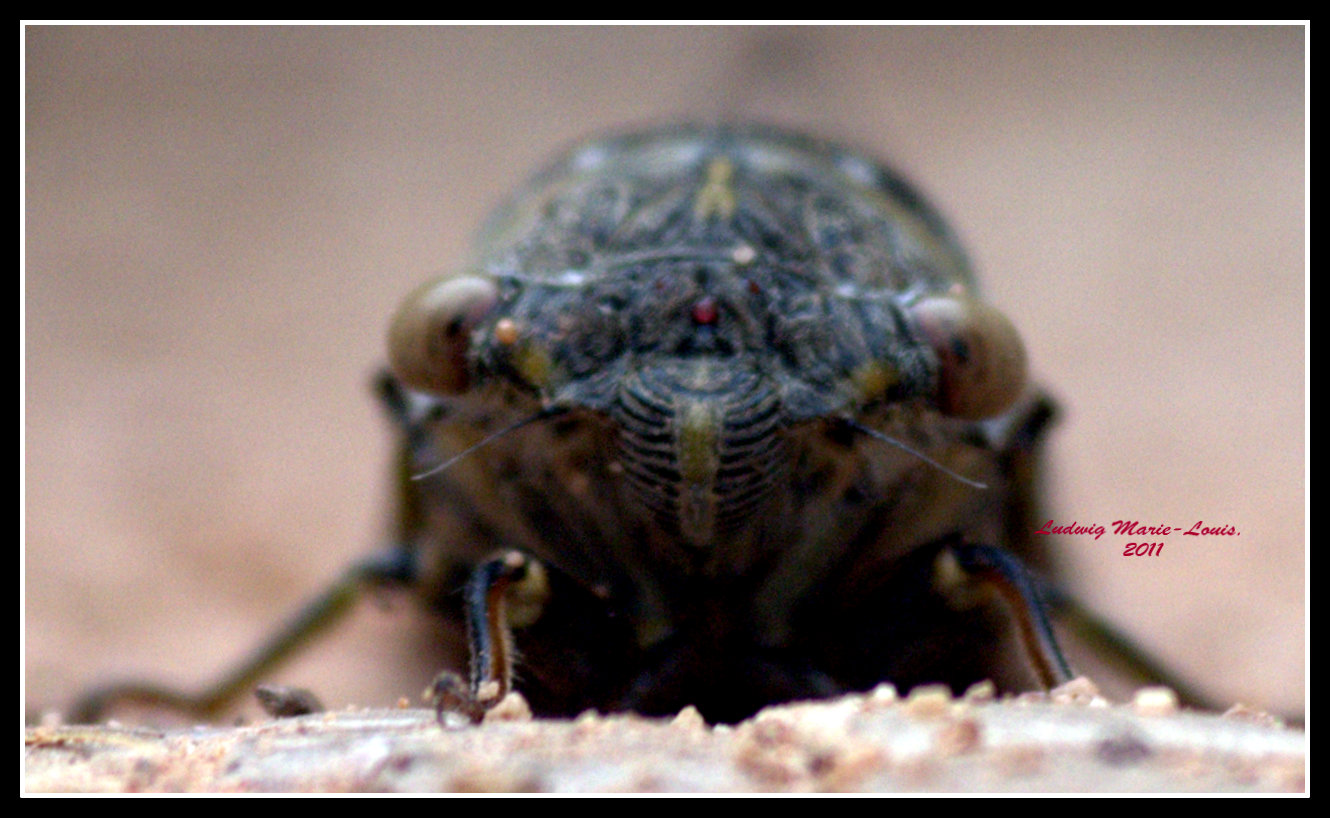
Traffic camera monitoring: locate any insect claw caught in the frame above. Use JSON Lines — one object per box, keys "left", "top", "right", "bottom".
{"left": 425, "top": 671, "right": 488, "bottom": 724}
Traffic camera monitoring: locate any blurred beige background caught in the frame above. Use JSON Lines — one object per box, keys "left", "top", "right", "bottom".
{"left": 24, "top": 26, "right": 1305, "bottom": 721}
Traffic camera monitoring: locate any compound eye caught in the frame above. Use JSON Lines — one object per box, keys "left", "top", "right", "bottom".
{"left": 908, "top": 295, "right": 1027, "bottom": 420}
{"left": 388, "top": 275, "right": 499, "bottom": 395}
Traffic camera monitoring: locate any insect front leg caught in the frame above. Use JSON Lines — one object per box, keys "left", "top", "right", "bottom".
{"left": 935, "top": 392, "right": 1070, "bottom": 690}
{"left": 426, "top": 550, "right": 549, "bottom": 723}
{"left": 937, "top": 541, "right": 1074, "bottom": 690}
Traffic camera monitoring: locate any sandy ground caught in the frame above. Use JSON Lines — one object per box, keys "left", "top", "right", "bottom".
{"left": 24, "top": 688, "right": 1307, "bottom": 793}
{"left": 25, "top": 26, "right": 1305, "bottom": 725}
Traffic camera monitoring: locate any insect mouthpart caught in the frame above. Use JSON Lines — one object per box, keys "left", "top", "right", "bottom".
{"left": 611, "top": 356, "right": 785, "bottom": 547}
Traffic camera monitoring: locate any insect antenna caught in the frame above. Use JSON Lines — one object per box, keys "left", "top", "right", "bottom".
{"left": 840, "top": 418, "right": 988, "bottom": 490}
{"left": 411, "top": 407, "right": 567, "bottom": 481}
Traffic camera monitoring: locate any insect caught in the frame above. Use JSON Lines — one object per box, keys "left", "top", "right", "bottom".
{"left": 75, "top": 123, "right": 1091, "bottom": 725}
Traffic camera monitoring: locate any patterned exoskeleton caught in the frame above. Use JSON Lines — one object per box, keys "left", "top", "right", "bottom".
{"left": 72, "top": 124, "right": 1075, "bottom": 726}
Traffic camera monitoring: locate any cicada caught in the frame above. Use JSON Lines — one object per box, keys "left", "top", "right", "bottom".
{"left": 75, "top": 124, "right": 1083, "bottom": 725}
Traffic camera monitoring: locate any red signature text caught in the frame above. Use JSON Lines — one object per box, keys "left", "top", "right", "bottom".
{"left": 1035, "top": 518, "right": 1239, "bottom": 558}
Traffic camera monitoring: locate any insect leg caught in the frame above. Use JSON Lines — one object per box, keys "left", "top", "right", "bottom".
{"left": 946, "top": 542, "right": 1074, "bottom": 690}
{"left": 68, "top": 547, "right": 417, "bottom": 723}
{"left": 427, "top": 550, "right": 547, "bottom": 723}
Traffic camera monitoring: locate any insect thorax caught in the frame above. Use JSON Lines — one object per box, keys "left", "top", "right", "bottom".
{"left": 393, "top": 126, "right": 1023, "bottom": 621}
{"left": 455, "top": 128, "right": 979, "bottom": 549}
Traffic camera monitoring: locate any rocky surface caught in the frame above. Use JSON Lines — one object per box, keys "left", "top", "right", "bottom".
{"left": 24, "top": 682, "right": 1306, "bottom": 793}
